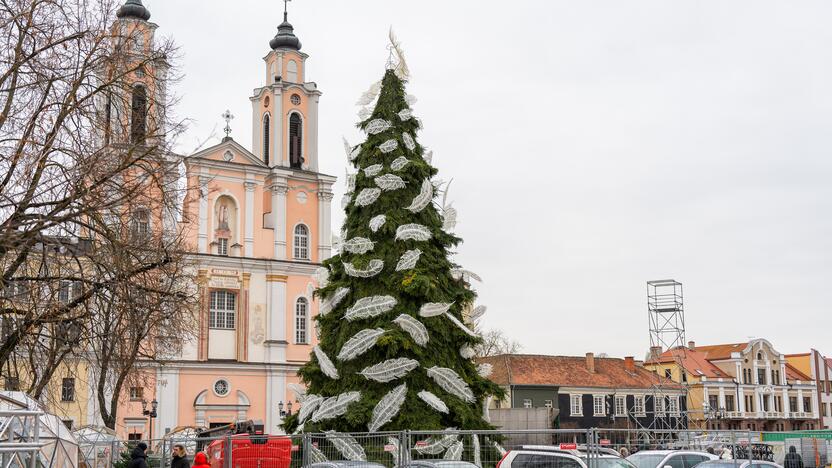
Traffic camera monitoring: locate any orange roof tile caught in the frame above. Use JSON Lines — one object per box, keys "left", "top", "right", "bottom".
{"left": 692, "top": 343, "right": 748, "bottom": 360}
{"left": 785, "top": 362, "right": 811, "bottom": 382}
{"left": 649, "top": 347, "right": 730, "bottom": 379}
{"left": 478, "top": 354, "right": 682, "bottom": 389}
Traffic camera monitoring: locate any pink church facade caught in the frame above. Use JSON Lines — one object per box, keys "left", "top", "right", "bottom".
{"left": 113, "top": 5, "right": 334, "bottom": 438}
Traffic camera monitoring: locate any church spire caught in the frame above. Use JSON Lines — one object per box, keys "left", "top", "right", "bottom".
{"left": 116, "top": 0, "right": 151, "bottom": 21}
{"left": 269, "top": 0, "right": 302, "bottom": 51}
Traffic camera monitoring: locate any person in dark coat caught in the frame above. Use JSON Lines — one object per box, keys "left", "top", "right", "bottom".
{"left": 170, "top": 444, "right": 190, "bottom": 468}
{"left": 128, "top": 442, "right": 149, "bottom": 468}
{"left": 785, "top": 446, "right": 804, "bottom": 468}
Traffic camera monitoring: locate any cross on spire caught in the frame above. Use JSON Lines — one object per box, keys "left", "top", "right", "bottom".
{"left": 283, "top": 0, "right": 291, "bottom": 21}
{"left": 221, "top": 110, "right": 234, "bottom": 139}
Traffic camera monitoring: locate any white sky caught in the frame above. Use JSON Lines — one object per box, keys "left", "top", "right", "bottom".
{"left": 149, "top": 0, "right": 832, "bottom": 358}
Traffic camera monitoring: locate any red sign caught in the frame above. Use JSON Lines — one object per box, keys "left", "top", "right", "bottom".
{"left": 600, "top": 439, "right": 612, "bottom": 446}
{"left": 415, "top": 441, "right": 429, "bottom": 448}
{"left": 384, "top": 445, "right": 397, "bottom": 452}
{"left": 291, "top": 445, "right": 300, "bottom": 452}
{"left": 560, "top": 443, "right": 578, "bottom": 450}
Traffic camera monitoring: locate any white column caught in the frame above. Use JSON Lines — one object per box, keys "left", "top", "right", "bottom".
{"left": 317, "top": 190, "right": 333, "bottom": 261}
{"left": 765, "top": 360, "right": 772, "bottom": 385}
{"left": 244, "top": 181, "right": 256, "bottom": 257}
{"left": 266, "top": 369, "right": 287, "bottom": 435}
{"left": 812, "top": 393, "right": 819, "bottom": 418}
{"left": 755, "top": 390, "right": 762, "bottom": 416}
{"left": 156, "top": 367, "right": 179, "bottom": 437}
{"left": 307, "top": 94, "right": 320, "bottom": 171}
{"left": 783, "top": 388, "right": 791, "bottom": 415}
{"left": 197, "top": 175, "right": 209, "bottom": 253}
{"left": 753, "top": 360, "right": 759, "bottom": 384}
{"left": 797, "top": 388, "right": 804, "bottom": 414}
{"left": 719, "top": 387, "right": 726, "bottom": 409}
{"left": 272, "top": 89, "right": 283, "bottom": 166}
{"left": 271, "top": 182, "right": 288, "bottom": 259}
{"left": 738, "top": 389, "right": 746, "bottom": 413}
{"left": 703, "top": 387, "right": 710, "bottom": 411}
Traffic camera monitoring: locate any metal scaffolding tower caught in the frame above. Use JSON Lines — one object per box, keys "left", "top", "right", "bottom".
{"left": 648, "top": 279, "right": 686, "bottom": 354}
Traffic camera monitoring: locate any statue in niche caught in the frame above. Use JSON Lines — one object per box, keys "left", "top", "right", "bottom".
{"left": 218, "top": 204, "right": 230, "bottom": 230}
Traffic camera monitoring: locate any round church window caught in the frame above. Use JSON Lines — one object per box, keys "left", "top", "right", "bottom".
{"left": 290, "top": 94, "right": 301, "bottom": 106}
{"left": 213, "top": 379, "right": 230, "bottom": 397}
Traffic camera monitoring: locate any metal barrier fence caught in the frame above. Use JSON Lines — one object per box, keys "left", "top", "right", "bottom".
{"left": 116, "top": 429, "right": 831, "bottom": 468}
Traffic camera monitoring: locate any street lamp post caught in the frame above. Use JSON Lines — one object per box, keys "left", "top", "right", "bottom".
{"left": 278, "top": 401, "right": 293, "bottom": 418}
{"left": 142, "top": 399, "right": 158, "bottom": 448}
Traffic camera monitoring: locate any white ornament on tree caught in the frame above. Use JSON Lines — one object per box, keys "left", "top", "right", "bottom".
{"left": 308, "top": 444, "right": 329, "bottom": 464}
{"left": 360, "top": 358, "right": 419, "bottom": 383}
{"left": 469, "top": 305, "right": 486, "bottom": 322}
{"left": 345, "top": 295, "right": 397, "bottom": 321}
{"left": 395, "top": 223, "right": 432, "bottom": 241}
{"left": 297, "top": 395, "right": 323, "bottom": 423}
{"left": 398, "top": 108, "right": 413, "bottom": 121}
{"left": 311, "top": 391, "right": 361, "bottom": 423}
{"left": 368, "top": 383, "right": 407, "bottom": 432}
{"left": 442, "top": 204, "right": 458, "bottom": 231}
{"left": 444, "top": 312, "right": 477, "bottom": 337}
{"left": 343, "top": 260, "right": 384, "bottom": 278}
{"left": 375, "top": 174, "right": 407, "bottom": 191}
{"left": 356, "top": 80, "right": 382, "bottom": 106}
{"left": 391, "top": 156, "right": 410, "bottom": 171}
{"left": 341, "top": 193, "right": 351, "bottom": 210}
{"left": 444, "top": 441, "right": 464, "bottom": 461}
{"left": 395, "top": 249, "right": 422, "bottom": 271}
{"left": 358, "top": 107, "right": 373, "bottom": 121}
{"left": 342, "top": 237, "right": 375, "bottom": 254}
{"left": 343, "top": 137, "right": 360, "bottom": 161}
{"left": 450, "top": 269, "right": 482, "bottom": 283}
{"left": 346, "top": 170, "right": 357, "bottom": 192}
{"left": 460, "top": 345, "right": 476, "bottom": 359}
{"left": 313, "top": 346, "right": 339, "bottom": 379}
{"left": 365, "top": 119, "right": 392, "bottom": 135}
{"left": 423, "top": 150, "right": 433, "bottom": 164}
{"left": 369, "top": 214, "right": 387, "bottom": 232}
{"left": 472, "top": 434, "right": 482, "bottom": 468}
{"left": 363, "top": 164, "right": 383, "bottom": 176}
{"left": 402, "top": 132, "right": 416, "bottom": 151}
{"left": 406, "top": 94, "right": 418, "bottom": 106}
{"left": 427, "top": 366, "right": 475, "bottom": 403}
{"left": 406, "top": 179, "right": 433, "bottom": 213}
{"left": 417, "top": 390, "right": 449, "bottom": 413}
{"left": 287, "top": 383, "right": 306, "bottom": 401}
{"left": 419, "top": 302, "right": 453, "bottom": 318}
{"left": 355, "top": 188, "right": 381, "bottom": 207}
{"left": 337, "top": 328, "right": 385, "bottom": 362}
{"left": 314, "top": 267, "right": 330, "bottom": 288}
{"left": 379, "top": 139, "right": 399, "bottom": 153}
{"left": 392, "top": 314, "right": 429, "bottom": 346}
{"left": 321, "top": 287, "right": 350, "bottom": 316}
{"left": 325, "top": 431, "right": 367, "bottom": 461}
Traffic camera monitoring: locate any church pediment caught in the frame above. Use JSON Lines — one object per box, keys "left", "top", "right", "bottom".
{"left": 188, "top": 138, "right": 266, "bottom": 168}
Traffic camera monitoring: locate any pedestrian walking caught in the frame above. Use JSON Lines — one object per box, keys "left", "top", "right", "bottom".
{"left": 128, "top": 442, "right": 149, "bottom": 468}
{"left": 784, "top": 446, "right": 804, "bottom": 468}
{"left": 192, "top": 451, "right": 211, "bottom": 468}
{"left": 171, "top": 444, "right": 190, "bottom": 468}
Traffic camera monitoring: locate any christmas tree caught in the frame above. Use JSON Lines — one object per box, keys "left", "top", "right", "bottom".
{"left": 283, "top": 46, "right": 503, "bottom": 438}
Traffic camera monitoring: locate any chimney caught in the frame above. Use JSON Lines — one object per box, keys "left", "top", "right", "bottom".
{"left": 586, "top": 353, "right": 596, "bottom": 373}
{"left": 649, "top": 346, "right": 663, "bottom": 361}
{"left": 688, "top": 341, "right": 696, "bottom": 350}
{"left": 625, "top": 356, "right": 635, "bottom": 372}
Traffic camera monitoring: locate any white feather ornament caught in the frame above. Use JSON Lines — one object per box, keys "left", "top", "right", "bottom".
{"left": 308, "top": 444, "right": 329, "bottom": 464}
{"left": 440, "top": 430, "right": 460, "bottom": 448}
{"left": 311, "top": 392, "right": 361, "bottom": 423}
{"left": 357, "top": 107, "right": 373, "bottom": 121}
{"left": 360, "top": 358, "right": 419, "bottom": 383}
{"left": 363, "top": 164, "right": 383, "bottom": 176}
{"left": 379, "top": 139, "right": 398, "bottom": 153}
{"left": 398, "top": 108, "right": 413, "bottom": 121}
{"left": 321, "top": 287, "right": 350, "bottom": 316}
{"left": 419, "top": 302, "right": 453, "bottom": 318}
{"left": 356, "top": 80, "right": 382, "bottom": 106}
{"left": 345, "top": 295, "right": 397, "bottom": 321}
{"left": 406, "top": 179, "right": 433, "bottom": 213}
{"left": 395, "top": 223, "right": 432, "bottom": 241}
{"left": 402, "top": 132, "right": 416, "bottom": 151}
{"left": 423, "top": 150, "right": 433, "bottom": 164}
{"left": 472, "top": 434, "right": 482, "bottom": 468}
{"left": 355, "top": 188, "right": 381, "bottom": 207}
{"left": 445, "top": 312, "right": 477, "bottom": 337}
{"left": 288, "top": 383, "right": 306, "bottom": 401}
{"left": 391, "top": 156, "right": 410, "bottom": 171}
{"left": 343, "top": 259, "right": 384, "bottom": 278}
{"left": 306, "top": 282, "right": 315, "bottom": 299}
{"left": 369, "top": 214, "right": 387, "bottom": 232}
{"left": 293, "top": 423, "right": 304, "bottom": 435}
{"left": 313, "top": 346, "right": 339, "bottom": 379}
{"left": 450, "top": 269, "right": 483, "bottom": 283}
{"left": 343, "top": 137, "right": 360, "bottom": 161}
{"left": 478, "top": 363, "right": 493, "bottom": 377}
{"left": 494, "top": 442, "right": 507, "bottom": 457}
{"left": 427, "top": 366, "right": 476, "bottom": 403}
{"left": 414, "top": 437, "right": 447, "bottom": 455}
{"left": 417, "top": 390, "right": 449, "bottom": 413}
{"left": 483, "top": 396, "right": 492, "bottom": 423}
{"left": 345, "top": 170, "right": 357, "bottom": 192}
{"left": 341, "top": 193, "right": 351, "bottom": 210}
{"left": 392, "top": 314, "right": 429, "bottom": 346}
{"left": 388, "top": 28, "right": 411, "bottom": 80}
{"left": 375, "top": 174, "right": 406, "bottom": 191}
{"left": 444, "top": 441, "right": 464, "bottom": 461}
{"left": 337, "top": 328, "right": 385, "bottom": 361}
{"left": 388, "top": 437, "right": 410, "bottom": 466}
{"left": 406, "top": 94, "right": 418, "bottom": 106}
{"left": 297, "top": 395, "right": 323, "bottom": 423}
{"left": 368, "top": 383, "right": 407, "bottom": 432}
{"left": 342, "top": 237, "right": 375, "bottom": 254}
{"left": 395, "top": 249, "right": 422, "bottom": 271}
{"left": 314, "top": 267, "right": 330, "bottom": 288}
{"left": 365, "top": 119, "right": 392, "bottom": 135}
{"left": 469, "top": 305, "right": 487, "bottom": 322}
{"left": 442, "top": 205, "right": 458, "bottom": 231}
{"left": 325, "top": 431, "right": 367, "bottom": 461}
{"left": 460, "top": 345, "right": 476, "bottom": 359}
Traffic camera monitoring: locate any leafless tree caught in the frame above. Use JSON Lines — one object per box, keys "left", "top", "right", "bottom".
{"left": 476, "top": 328, "right": 523, "bottom": 357}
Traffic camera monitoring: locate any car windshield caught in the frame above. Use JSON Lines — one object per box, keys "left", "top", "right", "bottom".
{"left": 590, "top": 458, "right": 638, "bottom": 468}
{"left": 627, "top": 454, "right": 667, "bottom": 468}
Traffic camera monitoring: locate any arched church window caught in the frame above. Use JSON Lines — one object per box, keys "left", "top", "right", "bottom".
{"left": 293, "top": 224, "right": 309, "bottom": 260}
{"left": 289, "top": 113, "right": 303, "bottom": 169}
{"left": 262, "top": 114, "right": 270, "bottom": 165}
{"left": 130, "top": 85, "right": 147, "bottom": 144}
{"left": 295, "top": 297, "right": 308, "bottom": 344}
{"left": 286, "top": 60, "right": 298, "bottom": 83}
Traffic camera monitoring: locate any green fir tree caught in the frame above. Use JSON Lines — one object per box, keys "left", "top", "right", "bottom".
{"left": 283, "top": 67, "right": 503, "bottom": 436}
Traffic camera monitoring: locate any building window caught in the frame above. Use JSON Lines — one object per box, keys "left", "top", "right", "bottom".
{"left": 131, "top": 208, "right": 150, "bottom": 238}
{"left": 523, "top": 399, "right": 532, "bottom": 409}
{"left": 668, "top": 396, "right": 680, "bottom": 415}
{"left": 61, "top": 378, "right": 75, "bottom": 402}
{"left": 655, "top": 395, "right": 665, "bottom": 415}
{"left": 213, "top": 379, "right": 230, "bottom": 397}
{"left": 209, "top": 290, "right": 236, "bottom": 330}
{"left": 681, "top": 372, "right": 687, "bottom": 383}
{"left": 746, "top": 395, "right": 755, "bottom": 412}
{"left": 217, "top": 237, "right": 229, "bottom": 256}
{"left": 293, "top": 224, "right": 309, "bottom": 260}
{"left": 758, "top": 368, "right": 766, "bottom": 385}
{"left": 763, "top": 395, "right": 770, "bottom": 412}
{"left": 708, "top": 395, "right": 718, "bottom": 411}
{"left": 290, "top": 94, "right": 301, "bottom": 106}
{"left": 615, "top": 395, "right": 626, "bottom": 417}
{"left": 665, "top": 369, "right": 672, "bottom": 379}
{"left": 289, "top": 113, "right": 303, "bottom": 168}
{"left": 804, "top": 397, "right": 812, "bottom": 413}
{"left": 262, "top": 114, "right": 270, "bottom": 165}
{"left": 129, "top": 387, "right": 143, "bottom": 401}
{"left": 773, "top": 370, "right": 780, "bottom": 385}
{"left": 634, "top": 395, "right": 645, "bottom": 416}
{"left": 570, "top": 395, "right": 583, "bottom": 416}
{"left": 4, "top": 377, "right": 20, "bottom": 391}
{"left": 743, "top": 369, "right": 750, "bottom": 385}
{"left": 824, "top": 403, "right": 830, "bottom": 417}
{"left": 757, "top": 352, "right": 763, "bottom": 361}
{"left": 128, "top": 433, "right": 143, "bottom": 441}
{"left": 130, "top": 85, "right": 147, "bottom": 144}
{"left": 593, "top": 395, "right": 605, "bottom": 416}
{"left": 58, "top": 280, "right": 76, "bottom": 303}
{"left": 726, "top": 395, "right": 736, "bottom": 412}
{"left": 544, "top": 400, "right": 553, "bottom": 409}
{"left": 295, "top": 297, "right": 308, "bottom": 344}
{"left": 790, "top": 396, "right": 798, "bottom": 413}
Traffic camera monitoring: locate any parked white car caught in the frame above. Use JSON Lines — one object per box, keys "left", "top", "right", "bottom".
{"left": 697, "top": 460, "right": 784, "bottom": 468}
{"left": 627, "top": 450, "right": 719, "bottom": 468}
{"left": 498, "top": 449, "right": 638, "bottom": 468}
{"left": 403, "top": 461, "right": 480, "bottom": 468}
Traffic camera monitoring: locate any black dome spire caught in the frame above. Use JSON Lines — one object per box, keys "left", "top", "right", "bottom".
{"left": 117, "top": 0, "right": 151, "bottom": 21}
{"left": 269, "top": 11, "right": 302, "bottom": 51}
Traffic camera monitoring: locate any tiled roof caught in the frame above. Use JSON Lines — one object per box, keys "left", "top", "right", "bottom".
{"left": 477, "top": 354, "right": 682, "bottom": 390}
{"left": 649, "top": 347, "right": 729, "bottom": 378}
{"left": 692, "top": 343, "right": 748, "bottom": 360}
{"left": 785, "top": 363, "right": 811, "bottom": 382}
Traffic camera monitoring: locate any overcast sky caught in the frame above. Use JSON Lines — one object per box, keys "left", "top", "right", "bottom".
{"left": 149, "top": 0, "right": 832, "bottom": 358}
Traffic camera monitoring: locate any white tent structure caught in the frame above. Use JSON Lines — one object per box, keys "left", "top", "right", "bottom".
{"left": 73, "top": 426, "right": 123, "bottom": 468}
{"left": 0, "top": 391, "right": 79, "bottom": 467}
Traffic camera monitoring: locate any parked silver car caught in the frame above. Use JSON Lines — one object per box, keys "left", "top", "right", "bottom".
{"left": 697, "top": 460, "right": 784, "bottom": 468}
{"left": 403, "top": 461, "right": 480, "bottom": 468}
{"left": 627, "top": 450, "right": 719, "bottom": 468}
